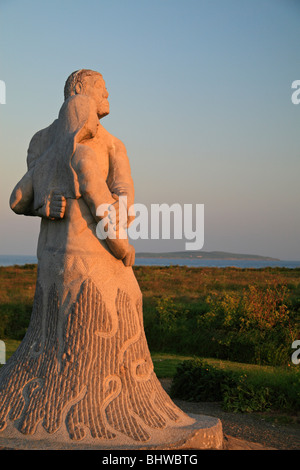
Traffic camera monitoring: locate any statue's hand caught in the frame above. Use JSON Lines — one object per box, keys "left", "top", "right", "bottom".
{"left": 105, "top": 193, "right": 128, "bottom": 234}
{"left": 41, "top": 192, "right": 66, "bottom": 220}
{"left": 49, "top": 192, "right": 66, "bottom": 219}
{"left": 122, "top": 244, "right": 135, "bottom": 267}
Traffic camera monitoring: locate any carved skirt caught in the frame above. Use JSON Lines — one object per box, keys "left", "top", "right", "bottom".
{"left": 0, "top": 235, "right": 191, "bottom": 444}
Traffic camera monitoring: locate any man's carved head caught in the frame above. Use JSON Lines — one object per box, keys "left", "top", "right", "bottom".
{"left": 64, "top": 69, "right": 109, "bottom": 119}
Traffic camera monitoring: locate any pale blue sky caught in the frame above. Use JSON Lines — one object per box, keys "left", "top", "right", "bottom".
{"left": 0, "top": 0, "right": 299, "bottom": 259}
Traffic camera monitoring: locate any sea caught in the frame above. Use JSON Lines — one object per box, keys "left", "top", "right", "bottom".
{"left": 0, "top": 254, "right": 300, "bottom": 269}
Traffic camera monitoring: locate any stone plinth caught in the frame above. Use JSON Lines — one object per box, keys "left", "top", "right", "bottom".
{"left": 0, "top": 414, "right": 223, "bottom": 450}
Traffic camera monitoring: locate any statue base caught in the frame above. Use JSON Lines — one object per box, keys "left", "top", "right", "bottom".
{"left": 0, "top": 414, "right": 223, "bottom": 450}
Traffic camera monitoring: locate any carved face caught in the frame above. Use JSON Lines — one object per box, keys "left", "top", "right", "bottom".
{"left": 79, "top": 74, "right": 109, "bottom": 119}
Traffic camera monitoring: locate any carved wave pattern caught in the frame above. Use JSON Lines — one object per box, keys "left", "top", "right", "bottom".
{"left": 0, "top": 278, "right": 183, "bottom": 442}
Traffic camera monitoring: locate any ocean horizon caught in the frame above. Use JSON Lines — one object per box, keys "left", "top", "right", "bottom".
{"left": 0, "top": 254, "right": 300, "bottom": 269}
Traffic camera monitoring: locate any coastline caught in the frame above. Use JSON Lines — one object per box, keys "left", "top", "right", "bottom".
{"left": 0, "top": 254, "right": 300, "bottom": 269}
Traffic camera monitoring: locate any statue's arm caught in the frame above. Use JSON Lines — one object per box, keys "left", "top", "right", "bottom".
{"left": 10, "top": 129, "right": 43, "bottom": 215}
{"left": 10, "top": 169, "right": 35, "bottom": 215}
{"left": 10, "top": 169, "right": 66, "bottom": 219}
{"left": 72, "top": 144, "right": 134, "bottom": 264}
{"left": 107, "top": 137, "right": 135, "bottom": 226}
{"left": 72, "top": 145, "right": 116, "bottom": 217}
{"left": 11, "top": 121, "right": 65, "bottom": 218}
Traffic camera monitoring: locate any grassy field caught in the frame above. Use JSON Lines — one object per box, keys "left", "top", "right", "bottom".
{"left": 1, "top": 263, "right": 299, "bottom": 356}
{"left": 134, "top": 264, "right": 300, "bottom": 298}
{"left": 2, "top": 341, "right": 299, "bottom": 416}
{"left": 1, "top": 262, "right": 300, "bottom": 305}
{"left": 0, "top": 263, "right": 299, "bottom": 414}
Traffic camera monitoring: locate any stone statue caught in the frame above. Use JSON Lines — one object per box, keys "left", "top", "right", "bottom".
{"left": 0, "top": 70, "right": 222, "bottom": 449}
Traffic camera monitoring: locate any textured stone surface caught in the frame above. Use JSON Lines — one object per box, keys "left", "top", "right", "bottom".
{"left": 0, "top": 270, "right": 195, "bottom": 444}
{"left": 0, "top": 414, "right": 223, "bottom": 450}
{"left": 0, "top": 69, "right": 223, "bottom": 450}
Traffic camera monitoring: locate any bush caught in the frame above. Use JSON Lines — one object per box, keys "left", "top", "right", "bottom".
{"left": 0, "top": 302, "right": 32, "bottom": 340}
{"left": 222, "top": 375, "right": 273, "bottom": 412}
{"left": 198, "top": 281, "right": 299, "bottom": 365}
{"left": 170, "top": 358, "right": 235, "bottom": 402}
{"left": 142, "top": 282, "right": 298, "bottom": 365}
{"left": 170, "top": 359, "right": 300, "bottom": 413}
{"left": 144, "top": 296, "right": 190, "bottom": 352}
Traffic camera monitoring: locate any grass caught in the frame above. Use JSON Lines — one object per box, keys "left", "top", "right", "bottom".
{"left": 2, "top": 342, "right": 299, "bottom": 420}
{"left": 151, "top": 353, "right": 194, "bottom": 378}
{"left": 134, "top": 264, "right": 300, "bottom": 299}
{"left": 1, "top": 263, "right": 299, "bottom": 363}
{"left": 2, "top": 263, "right": 300, "bottom": 301}
{"left": 0, "top": 264, "right": 299, "bottom": 416}
{"left": 153, "top": 352, "right": 300, "bottom": 421}
{"left": 151, "top": 351, "right": 300, "bottom": 382}
{"left": 4, "top": 339, "right": 21, "bottom": 361}
{"left": 5, "top": 340, "right": 298, "bottom": 385}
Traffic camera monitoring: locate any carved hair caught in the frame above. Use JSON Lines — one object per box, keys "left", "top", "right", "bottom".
{"left": 64, "top": 69, "right": 101, "bottom": 100}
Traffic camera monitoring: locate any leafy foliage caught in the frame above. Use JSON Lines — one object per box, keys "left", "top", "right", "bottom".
{"left": 170, "top": 358, "right": 236, "bottom": 402}
{"left": 170, "top": 359, "right": 300, "bottom": 412}
{"left": 144, "top": 278, "right": 300, "bottom": 366}
{"left": 1, "top": 265, "right": 299, "bottom": 366}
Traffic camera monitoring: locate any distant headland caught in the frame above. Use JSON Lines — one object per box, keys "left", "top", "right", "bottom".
{"left": 135, "top": 251, "right": 279, "bottom": 261}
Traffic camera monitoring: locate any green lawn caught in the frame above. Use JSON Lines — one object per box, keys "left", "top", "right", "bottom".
{"left": 2, "top": 341, "right": 299, "bottom": 415}
{"left": 3, "top": 339, "right": 298, "bottom": 393}
{"left": 1, "top": 265, "right": 299, "bottom": 417}
{"left": 151, "top": 351, "right": 299, "bottom": 382}
{"left": 1, "top": 338, "right": 21, "bottom": 363}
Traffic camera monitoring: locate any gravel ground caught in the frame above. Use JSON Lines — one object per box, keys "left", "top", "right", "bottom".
{"left": 160, "top": 379, "right": 300, "bottom": 450}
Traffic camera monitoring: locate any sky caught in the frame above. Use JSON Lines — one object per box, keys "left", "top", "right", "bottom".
{"left": 0, "top": 0, "right": 299, "bottom": 260}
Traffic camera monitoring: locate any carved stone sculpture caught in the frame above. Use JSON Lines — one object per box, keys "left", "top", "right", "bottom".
{"left": 0, "top": 70, "right": 222, "bottom": 449}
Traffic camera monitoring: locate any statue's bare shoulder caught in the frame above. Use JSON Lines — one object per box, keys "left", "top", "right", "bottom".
{"left": 99, "top": 125, "right": 131, "bottom": 173}
{"left": 94, "top": 124, "right": 127, "bottom": 156}
{"left": 97, "top": 125, "right": 134, "bottom": 202}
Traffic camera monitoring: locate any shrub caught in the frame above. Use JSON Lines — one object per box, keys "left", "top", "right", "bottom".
{"left": 155, "top": 296, "right": 179, "bottom": 334}
{"left": 222, "top": 375, "right": 273, "bottom": 412}
{"left": 170, "top": 358, "right": 235, "bottom": 402}
{"left": 143, "top": 296, "right": 190, "bottom": 352}
{"left": 0, "top": 302, "right": 32, "bottom": 340}
{"left": 170, "top": 359, "right": 300, "bottom": 413}
{"left": 199, "top": 281, "right": 298, "bottom": 365}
